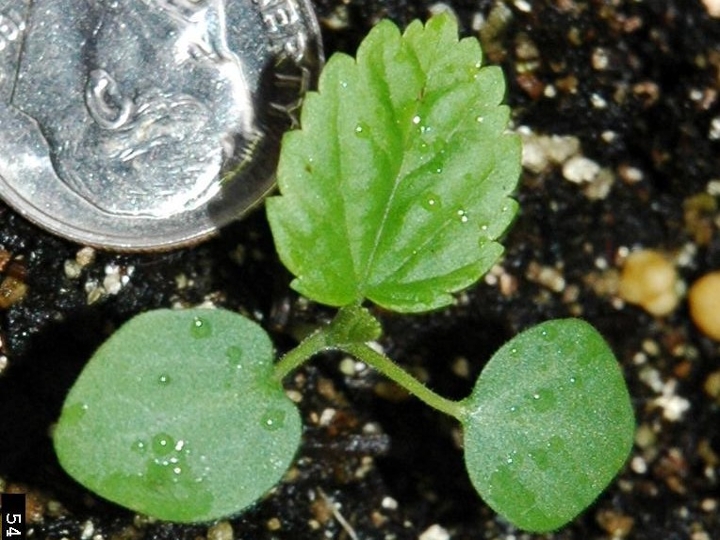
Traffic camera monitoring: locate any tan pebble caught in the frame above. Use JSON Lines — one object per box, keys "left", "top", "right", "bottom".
{"left": 596, "top": 509, "right": 634, "bottom": 537}
{"left": 207, "top": 521, "right": 233, "bottom": 540}
{"left": 703, "top": 0, "right": 720, "bottom": 18}
{"left": 704, "top": 370, "right": 720, "bottom": 400}
{"left": 688, "top": 271, "right": 720, "bottom": 340}
{"left": 618, "top": 250, "right": 680, "bottom": 316}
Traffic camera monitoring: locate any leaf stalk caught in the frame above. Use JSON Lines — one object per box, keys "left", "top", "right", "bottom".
{"left": 273, "top": 308, "right": 464, "bottom": 420}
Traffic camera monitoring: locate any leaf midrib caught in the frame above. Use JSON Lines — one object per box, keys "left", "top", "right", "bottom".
{"left": 356, "top": 43, "right": 427, "bottom": 296}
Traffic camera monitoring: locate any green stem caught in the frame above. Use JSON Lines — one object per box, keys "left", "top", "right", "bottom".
{"left": 273, "top": 327, "right": 330, "bottom": 381}
{"left": 339, "top": 342, "right": 464, "bottom": 420}
{"left": 273, "top": 308, "right": 465, "bottom": 421}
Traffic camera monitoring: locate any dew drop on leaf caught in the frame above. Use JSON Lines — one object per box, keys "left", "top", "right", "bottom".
{"left": 63, "top": 403, "right": 88, "bottom": 425}
{"left": 131, "top": 439, "right": 147, "bottom": 454}
{"left": 152, "top": 433, "right": 175, "bottom": 456}
{"left": 490, "top": 463, "right": 537, "bottom": 508}
{"left": 354, "top": 122, "right": 370, "bottom": 138}
{"left": 225, "top": 345, "right": 243, "bottom": 367}
{"left": 530, "top": 446, "right": 551, "bottom": 471}
{"left": 54, "top": 308, "right": 303, "bottom": 523}
{"left": 190, "top": 316, "right": 212, "bottom": 339}
{"left": 529, "top": 388, "right": 557, "bottom": 413}
{"left": 461, "top": 319, "right": 635, "bottom": 532}
{"left": 261, "top": 408, "right": 286, "bottom": 431}
{"left": 421, "top": 193, "right": 442, "bottom": 211}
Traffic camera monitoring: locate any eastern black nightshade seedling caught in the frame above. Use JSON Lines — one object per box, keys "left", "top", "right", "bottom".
{"left": 54, "top": 15, "right": 635, "bottom": 533}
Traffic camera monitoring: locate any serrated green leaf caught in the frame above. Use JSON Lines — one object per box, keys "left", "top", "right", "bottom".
{"left": 267, "top": 14, "right": 520, "bottom": 313}
{"left": 53, "top": 309, "right": 301, "bottom": 523}
{"left": 460, "top": 319, "right": 634, "bottom": 532}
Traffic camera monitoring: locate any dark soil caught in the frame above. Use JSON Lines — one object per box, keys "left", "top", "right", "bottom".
{"left": 1, "top": 1, "right": 719, "bottom": 539}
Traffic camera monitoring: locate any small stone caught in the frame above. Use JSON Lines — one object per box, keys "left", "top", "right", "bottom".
{"left": 526, "top": 261, "right": 566, "bottom": 292}
{"left": 591, "top": 47, "right": 610, "bottom": 70}
{"left": 704, "top": 370, "right": 720, "bottom": 401}
{"left": 207, "top": 521, "right": 234, "bottom": 540}
{"left": 688, "top": 271, "right": 720, "bottom": 340}
{"left": 596, "top": 509, "right": 634, "bottom": 537}
{"left": 703, "top": 0, "right": 720, "bottom": 18}
{"left": 563, "top": 155, "right": 601, "bottom": 184}
{"left": 0, "top": 276, "right": 28, "bottom": 309}
{"left": 381, "top": 496, "right": 398, "bottom": 510}
{"left": 618, "top": 250, "right": 681, "bottom": 316}
{"left": 266, "top": 517, "right": 281, "bottom": 531}
{"left": 64, "top": 259, "right": 83, "bottom": 279}
{"left": 419, "top": 524, "right": 450, "bottom": 540}
{"left": 75, "top": 246, "right": 96, "bottom": 267}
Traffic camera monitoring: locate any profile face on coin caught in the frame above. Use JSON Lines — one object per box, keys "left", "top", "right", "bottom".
{"left": 0, "top": 0, "right": 321, "bottom": 249}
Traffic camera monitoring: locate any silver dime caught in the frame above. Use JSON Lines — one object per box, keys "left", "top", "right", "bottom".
{"left": 0, "top": 0, "right": 322, "bottom": 250}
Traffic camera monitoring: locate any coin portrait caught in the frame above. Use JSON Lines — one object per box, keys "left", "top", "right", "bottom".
{"left": 0, "top": 0, "right": 321, "bottom": 248}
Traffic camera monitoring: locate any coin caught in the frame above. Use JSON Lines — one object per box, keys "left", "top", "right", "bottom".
{"left": 0, "top": 0, "right": 322, "bottom": 250}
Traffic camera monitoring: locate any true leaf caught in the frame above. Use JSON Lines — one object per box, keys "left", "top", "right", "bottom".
{"left": 267, "top": 14, "right": 520, "bottom": 313}
{"left": 53, "top": 308, "right": 301, "bottom": 523}
{"left": 460, "top": 319, "right": 634, "bottom": 532}
{"left": 462, "top": 319, "right": 635, "bottom": 532}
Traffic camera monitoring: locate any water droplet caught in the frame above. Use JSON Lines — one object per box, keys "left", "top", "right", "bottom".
{"left": 476, "top": 115, "right": 484, "bottom": 123}
{"left": 190, "top": 316, "right": 212, "bottom": 339}
{"left": 354, "top": 122, "right": 370, "bottom": 138}
{"left": 157, "top": 374, "right": 171, "bottom": 385}
{"left": 131, "top": 439, "right": 147, "bottom": 454}
{"left": 412, "top": 115, "right": 421, "bottom": 125}
{"left": 510, "top": 347, "right": 518, "bottom": 355}
{"left": 531, "top": 446, "right": 551, "bottom": 471}
{"left": 509, "top": 405, "right": 517, "bottom": 412}
{"left": 152, "top": 433, "right": 175, "bottom": 456}
{"left": 261, "top": 408, "right": 286, "bottom": 431}
{"left": 506, "top": 457, "right": 513, "bottom": 464}
{"left": 63, "top": 402, "right": 88, "bottom": 425}
{"left": 489, "top": 464, "right": 537, "bottom": 509}
{"left": 456, "top": 209, "right": 469, "bottom": 223}
{"left": 569, "top": 376, "right": 576, "bottom": 384}
{"left": 145, "top": 459, "right": 172, "bottom": 486}
{"left": 340, "top": 81, "right": 348, "bottom": 88}
{"left": 538, "top": 323, "right": 558, "bottom": 341}
{"left": 529, "top": 388, "right": 557, "bottom": 413}
{"left": 421, "top": 193, "right": 442, "bottom": 211}
{"left": 226, "top": 345, "right": 243, "bottom": 367}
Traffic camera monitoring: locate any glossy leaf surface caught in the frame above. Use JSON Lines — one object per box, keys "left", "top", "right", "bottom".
{"left": 461, "top": 319, "right": 634, "bottom": 532}
{"left": 267, "top": 14, "right": 520, "bottom": 312}
{"left": 54, "top": 308, "right": 301, "bottom": 522}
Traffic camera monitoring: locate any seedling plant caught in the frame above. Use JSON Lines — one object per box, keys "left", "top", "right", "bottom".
{"left": 53, "top": 15, "right": 635, "bottom": 533}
